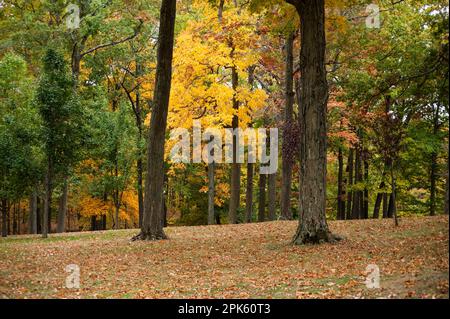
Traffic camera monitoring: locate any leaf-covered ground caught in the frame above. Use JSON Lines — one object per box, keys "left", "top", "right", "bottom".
{"left": 0, "top": 216, "right": 448, "bottom": 299}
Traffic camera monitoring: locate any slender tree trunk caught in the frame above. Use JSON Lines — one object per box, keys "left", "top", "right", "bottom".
{"left": 36, "top": 197, "right": 41, "bottom": 234}
{"left": 91, "top": 215, "right": 97, "bottom": 231}
{"left": 390, "top": 161, "right": 399, "bottom": 226}
{"left": 258, "top": 172, "right": 266, "bottom": 222}
{"left": 1, "top": 199, "right": 7, "bottom": 237}
{"left": 352, "top": 148, "right": 361, "bottom": 219}
{"left": 208, "top": 162, "right": 215, "bottom": 225}
{"left": 57, "top": 177, "right": 68, "bottom": 233}
{"left": 382, "top": 192, "right": 389, "bottom": 218}
{"left": 228, "top": 66, "right": 241, "bottom": 224}
{"left": 430, "top": 108, "right": 439, "bottom": 216}
{"left": 245, "top": 162, "right": 254, "bottom": 223}
{"left": 363, "top": 156, "right": 369, "bottom": 219}
{"left": 289, "top": 0, "right": 335, "bottom": 244}
{"left": 137, "top": 0, "right": 176, "bottom": 240}
{"left": 281, "top": 31, "right": 295, "bottom": 220}
{"left": 346, "top": 148, "right": 354, "bottom": 219}
{"left": 29, "top": 190, "right": 37, "bottom": 234}
{"left": 337, "top": 147, "right": 345, "bottom": 220}
{"left": 42, "top": 158, "right": 53, "bottom": 238}
{"left": 445, "top": 160, "right": 449, "bottom": 215}
{"left": 372, "top": 181, "right": 385, "bottom": 219}
{"left": 268, "top": 172, "right": 277, "bottom": 220}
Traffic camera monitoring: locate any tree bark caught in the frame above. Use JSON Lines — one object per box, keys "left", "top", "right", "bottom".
{"left": 268, "top": 172, "right": 277, "bottom": 220}
{"left": 430, "top": 107, "right": 439, "bottom": 216}
{"left": 372, "top": 181, "right": 385, "bottom": 219}
{"left": 363, "top": 155, "right": 369, "bottom": 219}
{"left": 42, "top": 158, "right": 53, "bottom": 238}
{"left": 280, "top": 31, "right": 295, "bottom": 221}
{"left": 337, "top": 147, "right": 346, "bottom": 220}
{"left": 258, "top": 172, "right": 266, "bottom": 222}
{"left": 136, "top": 0, "right": 176, "bottom": 240}
{"left": 289, "top": 0, "right": 335, "bottom": 244}
{"left": 352, "top": 148, "right": 361, "bottom": 219}
{"left": 1, "top": 199, "right": 7, "bottom": 237}
{"left": 57, "top": 177, "right": 68, "bottom": 233}
{"left": 445, "top": 158, "right": 449, "bottom": 215}
{"left": 208, "top": 162, "right": 215, "bottom": 225}
{"left": 346, "top": 148, "right": 354, "bottom": 220}
{"left": 29, "top": 190, "right": 37, "bottom": 234}
{"left": 245, "top": 162, "right": 254, "bottom": 223}
{"left": 228, "top": 66, "right": 241, "bottom": 224}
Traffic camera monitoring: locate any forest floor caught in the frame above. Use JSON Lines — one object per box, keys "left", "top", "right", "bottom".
{"left": 0, "top": 215, "right": 448, "bottom": 299}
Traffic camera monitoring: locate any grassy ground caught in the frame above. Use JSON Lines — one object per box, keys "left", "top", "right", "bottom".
{"left": 0, "top": 216, "right": 448, "bottom": 299}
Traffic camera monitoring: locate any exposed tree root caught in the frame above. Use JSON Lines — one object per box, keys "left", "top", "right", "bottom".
{"left": 131, "top": 231, "right": 168, "bottom": 241}
{"left": 292, "top": 229, "right": 343, "bottom": 245}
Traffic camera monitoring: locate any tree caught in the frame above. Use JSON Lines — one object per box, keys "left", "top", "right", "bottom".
{"left": 134, "top": 0, "right": 176, "bottom": 240}
{"left": 287, "top": 0, "right": 337, "bottom": 244}
{"left": 36, "top": 49, "right": 77, "bottom": 238}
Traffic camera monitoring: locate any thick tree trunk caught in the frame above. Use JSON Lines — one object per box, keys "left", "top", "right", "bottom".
{"left": 57, "top": 177, "right": 68, "bottom": 233}
{"left": 245, "top": 162, "right": 254, "bottom": 223}
{"left": 28, "top": 190, "right": 37, "bottom": 234}
{"left": 289, "top": 0, "right": 336, "bottom": 244}
{"left": 346, "top": 148, "right": 354, "bottom": 220}
{"left": 258, "top": 172, "right": 266, "bottom": 222}
{"left": 208, "top": 162, "right": 215, "bottom": 225}
{"left": 337, "top": 147, "right": 346, "bottom": 220}
{"left": 136, "top": 0, "right": 176, "bottom": 240}
{"left": 268, "top": 172, "right": 277, "bottom": 220}
{"left": 280, "top": 31, "right": 295, "bottom": 221}
{"left": 228, "top": 66, "right": 241, "bottom": 224}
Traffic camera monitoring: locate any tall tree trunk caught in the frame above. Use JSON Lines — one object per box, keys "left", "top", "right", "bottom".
{"left": 430, "top": 107, "right": 439, "bottom": 216}
{"left": 352, "top": 148, "right": 361, "bottom": 219}
{"left": 137, "top": 0, "right": 176, "bottom": 240}
{"left": 42, "top": 158, "right": 53, "bottom": 238}
{"left": 208, "top": 162, "right": 215, "bottom": 225}
{"left": 289, "top": 0, "right": 335, "bottom": 244}
{"left": 346, "top": 148, "right": 354, "bottom": 220}
{"left": 36, "top": 196, "right": 41, "bottom": 234}
{"left": 382, "top": 192, "right": 389, "bottom": 218}
{"left": 363, "top": 155, "right": 369, "bottom": 219}
{"left": 445, "top": 158, "right": 449, "bottom": 215}
{"left": 268, "top": 172, "right": 277, "bottom": 220}
{"left": 281, "top": 31, "right": 295, "bottom": 220}
{"left": 91, "top": 215, "right": 97, "bottom": 231}
{"left": 390, "top": 161, "right": 399, "bottom": 226}
{"left": 135, "top": 62, "right": 144, "bottom": 229}
{"left": 258, "top": 172, "right": 266, "bottom": 222}
{"left": 372, "top": 181, "right": 385, "bottom": 219}
{"left": 245, "top": 162, "right": 254, "bottom": 223}
{"left": 57, "top": 177, "right": 68, "bottom": 233}
{"left": 28, "top": 190, "right": 37, "bottom": 234}
{"left": 337, "top": 147, "right": 346, "bottom": 220}
{"left": 1, "top": 199, "right": 7, "bottom": 237}
{"left": 228, "top": 66, "right": 241, "bottom": 224}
